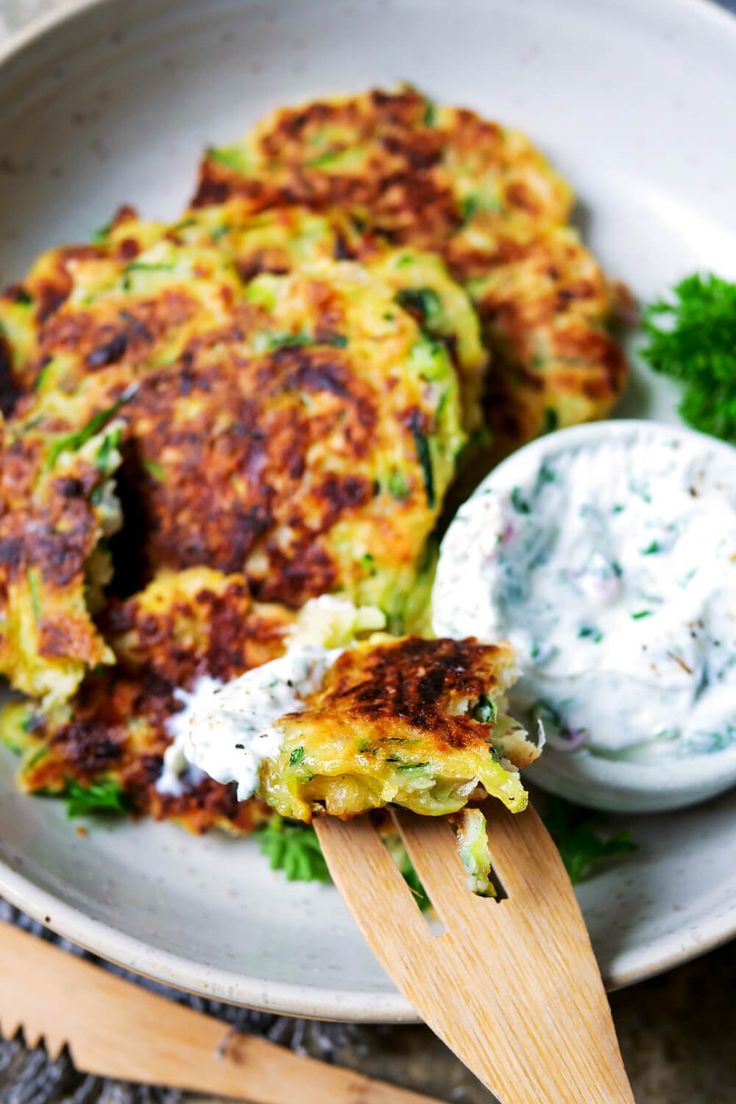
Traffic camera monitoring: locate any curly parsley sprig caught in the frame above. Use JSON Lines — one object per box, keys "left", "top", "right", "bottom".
{"left": 543, "top": 795, "right": 637, "bottom": 884}
{"left": 641, "top": 273, "right": 736, "bottom": 441}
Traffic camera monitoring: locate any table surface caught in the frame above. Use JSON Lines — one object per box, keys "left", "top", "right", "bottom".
{"left": 1, "top": 1, "right": 735, "bottom": 1102}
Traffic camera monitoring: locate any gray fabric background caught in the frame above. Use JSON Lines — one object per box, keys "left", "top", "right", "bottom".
{"left": 1, "top": 2, "right": 735, "bottom": 1101}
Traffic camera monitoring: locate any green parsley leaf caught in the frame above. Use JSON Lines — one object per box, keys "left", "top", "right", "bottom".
{"left": 387, "top": 468, "right": 411, "bottom": 501}
{"left": 396, "top": 287, "right": 443, "bottom": 331}
{"left": 90, "top": 218, "right": 114, "bottom": 245}
{"left": 95, "top": 425, "right": 122, "bottom": 473}
{"left": 289, "top": 746, "right": 306, "bottom": 767}
{"left": 255, "top": 816, "right": 431, "bottom": 908}
{"left": 641, "top": 273, "right": 736, "bottom": 441}
{"left": 543, "top": 795, "right": 637, "bottom": 884}
{"left": 422, "top": 99, "right": 438, "bottom": 127}
{"left": 124, "top": 261, "right": 176, "bottom": 275}
{"left": 255, "top": 816, "right": 331, "bottom": 883}
{"left": 399, "top": 856, "right": 431, "bottom": 911}
{"left": 207, "top": 146, "right": 249, "bottom": 170}
{"left": 63, "top": 778, "right": 129, "bottom": 818}
{"left": 541, "top": 408, "right": 559, "bottom": 434}
{"left": 510, "top": 486, "right": 531, "bottom": 514}
{"left": 27, "top": 567, "right": 42, "bottom": 623}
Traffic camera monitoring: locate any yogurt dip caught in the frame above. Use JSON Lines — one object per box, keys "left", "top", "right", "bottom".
{"left": 433, "top": 421, "right": 736, "bottom": 812}
{"left": 158, "top": 595, "right": 384, "bottom": 800}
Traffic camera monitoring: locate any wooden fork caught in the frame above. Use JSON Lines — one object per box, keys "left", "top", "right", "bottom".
{"left": 315, "top": 800, "right": 635, "bottom": 1104}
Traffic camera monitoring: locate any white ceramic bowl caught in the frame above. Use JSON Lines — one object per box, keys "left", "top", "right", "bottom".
{"left": 1, "top": 0, "right": 736, "bottom": 1021}
{"left": 434, "top": 420, "right": 736, "bottom": 814}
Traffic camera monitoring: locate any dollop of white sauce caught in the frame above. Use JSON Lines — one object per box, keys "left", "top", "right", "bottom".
{"left": 157, "top": 595, "right": 384, "bottom": 799}
{"left": 162, "top": 646, "right": 341, "bottom": 802}
{"left": 433, "top": 431, "right": 736, "bottom": 763}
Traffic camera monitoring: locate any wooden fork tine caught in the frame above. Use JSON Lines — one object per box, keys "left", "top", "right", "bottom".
{"left": 389, "top": 810, "right": 489, "bottom": 925}
{"left": 313, "top": 816, "right": 432, "bottom": 948}
{"left": 479, "top": 799, "right": 572, "bottom": 899}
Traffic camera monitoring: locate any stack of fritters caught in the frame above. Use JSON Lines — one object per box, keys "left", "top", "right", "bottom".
{"left": 192, "top": 84, "right": 627, "bottom": 462}
{"left": 0, "top": 85, "right": 626, "bottom": 831}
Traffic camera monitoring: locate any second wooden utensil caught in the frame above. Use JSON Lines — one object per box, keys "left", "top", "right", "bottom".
{"left": 0, "top": 921, "right": 442, "bottom": 1104}
{"left": 315, "top": 800, "right": 635, "bottom": 1104}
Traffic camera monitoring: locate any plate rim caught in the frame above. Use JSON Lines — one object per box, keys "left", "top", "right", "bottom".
{"left": 1, "top": 0, "right": 736, "bottom": 1023}
{"left": 2, "top": 809, "right": 736, "bottom": 1022}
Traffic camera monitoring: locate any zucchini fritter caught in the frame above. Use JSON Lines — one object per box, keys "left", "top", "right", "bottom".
{"left": 105, "top": 566, "right": 294, "bottom": 683}
{"left": 194, "top": 85, "right": 571, "bottom": 248}
{"left": 119, "top": 256, "right": 464, "bottom": 614}
{"left": 162, "top": 202, "right": 487, "bottom": 432}
{"left": 2, "top": 234, "right": 464, "bottom": 631}
{"left": 260, "top": 635, "right": 538, "bottom": 821}
{"left": 0, "top": 409, "right": 122, "bottom": 705}
{"left": 193, "top": 84, "right": 626, "bottom": 458}
{"left": 0, "top": 566, "right": 292, "bottom": 833}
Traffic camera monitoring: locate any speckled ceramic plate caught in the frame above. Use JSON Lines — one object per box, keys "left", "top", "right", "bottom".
{"left": 1, "top": 0, "right": 735, "bottom": 1022}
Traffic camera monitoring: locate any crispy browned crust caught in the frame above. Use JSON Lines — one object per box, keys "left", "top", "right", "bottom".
{"left": 121, "top": 338, "right": 380, "bottom": 605}
{"left": 19, "top": 569, "right": 291, "bottom": 833}
{"left": 193, "top": 86, "right": 564, "bottom": 250}
{"left": 464, "top": 226, "right": 629, "bottom": 459}
{"left": 302, "top": 635, "right": 512, "bottom": 752}
{"left": 193, "top": 85, "right": 626, "bottom": 457}
{"left": 105, "top": 570, "right": 293, "bottom": 685}
{"left": 4, "top": 237, "right": 451, "bottom": 609}
{"left": 22, "top": 669, "right": 271, "bottom": 833}
{"left": 0, "top": 430, "right": 108, "bottom": 668}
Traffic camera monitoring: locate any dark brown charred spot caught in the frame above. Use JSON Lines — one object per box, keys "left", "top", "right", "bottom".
{"left": 29, "top": 527, "right": 89, "bottom": 587}
{"left": 253, "top": 538, "right": 337, "bottom": 607}
{"left": 191, "top": 175, "right": 231, "bottom": 208}
{"left": 105, "top": 575, "right": 288, "bottom": 686}
{"left": 38, "top": 290, "right": 197, "bottom": 371}
{"left": 317, "top": 473, "right": 373, "bottom": 524}
{"left": 50, "top": 717, "right": 126, "bottom": 774}
{"left": 36, "top": 282, "right": 70, "bottom": 324}
{"left": 116, "top": 237, "right": 141, "bottom": 261}
{"left": 0, "top": 536, "right": 24, "bottom": 573}
{"left": 3, "top": 283, "right": 32, "bottom": 304}
{"left": 276, "top": 347, "right": 349, "bottom": 397}
{"left": 86, "top": 330, "right": 128, "bottom": 368}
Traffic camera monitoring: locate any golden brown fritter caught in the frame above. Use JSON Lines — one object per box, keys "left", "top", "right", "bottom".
{"left": 1, "top": 670, "right": 271, "bottom": 834}
{"left": 4, "top": 240, "right": 463, "bottom": 624}
{"left": 160, "top": 203, "right": 487, "bottom": 432}
{"left": 0, "top": 566, "right": 292, "bottom": 833}
{"left": 0, "top": 229, "right": 463, "bottom": 716}
{"left": 106, "top": 566, "right": 293, "bottom": 685}
{"left": 193, "top": 85, "right": 571, "bottom": 248}
{"left": 0, "top": 407, "right": 123, "bottom": 704}
{"left": 260, "top": 635, "right": 538, "bottom": 821}
{"left": 193, "top": 84, "right": 626, "bottom": 458}
{"left": 458, "top": 224, "right": 629, "bottom": 461}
